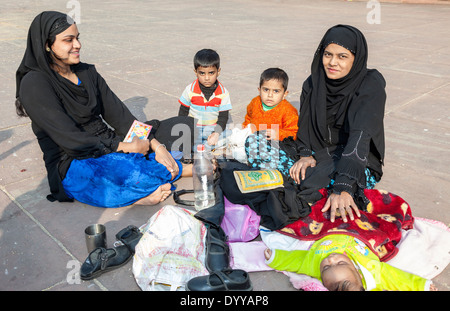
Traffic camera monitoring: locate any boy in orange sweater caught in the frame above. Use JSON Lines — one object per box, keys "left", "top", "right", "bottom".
{"left": 242, "top": 68, "right": 298, "bottom": 141}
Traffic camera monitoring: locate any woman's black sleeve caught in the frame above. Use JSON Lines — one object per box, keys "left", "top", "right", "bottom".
{"left": 92, "top": 66, "right": 136, "bottom": 138}
{"left": 20, "top": 72, "right": 114, "bottom": 158}
{"left": 332, "top": 71, "right": 386, "bottom": 196}
{"left": 178, "top": 104, "right": 190, "bottom": 116}
{"left": 332, "top": 130, "right": 371, "bottom": 195}
{"left": 295, "top": 79, "right": 313, "bottom": 158}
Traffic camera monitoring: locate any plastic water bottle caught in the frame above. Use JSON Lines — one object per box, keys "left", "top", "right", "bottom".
{"left": 193, "top": 144, "right": 215, "bottom": 211}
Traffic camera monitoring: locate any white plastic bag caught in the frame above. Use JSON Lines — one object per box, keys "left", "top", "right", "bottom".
{"left": 215, "top": 126, "right": 252, "bottom": 163}
{"left": 132, "top": 205, "right": 209, "bottom": 291}
{"left": 228, "top": 126, "right": 252, "bottom": 163}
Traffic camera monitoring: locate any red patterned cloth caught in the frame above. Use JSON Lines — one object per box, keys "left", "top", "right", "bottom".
{"left": 277, "top": 189, "right": 414, "bottom": 262}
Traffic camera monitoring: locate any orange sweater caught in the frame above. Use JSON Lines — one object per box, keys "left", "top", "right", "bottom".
{"left": 242, "top": 96, "right": 299, "bottom": 141}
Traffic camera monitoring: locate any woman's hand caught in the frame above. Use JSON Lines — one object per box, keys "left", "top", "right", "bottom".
{"left": 151, "top": 139, "right": 179, "bottom": 180}
{"left": 117, "top": 136, "right": 150, "bottom": 155}
{"left": 321, "top": 191, "right": 361, "bottom": 223}
{"left": 289, "top": 156, "right": 316, "bottom": 184}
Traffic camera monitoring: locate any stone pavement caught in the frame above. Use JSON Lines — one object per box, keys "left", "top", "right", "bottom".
{"left": 0, "top": 0, "right": 449, "bottom": 292}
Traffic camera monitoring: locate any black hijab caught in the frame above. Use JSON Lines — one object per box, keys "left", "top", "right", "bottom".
{"left": 16, "top": 11, "right": 97, "bottom": 124}
{"left": 297, "top": 24, "right": 385, "bottom": 160}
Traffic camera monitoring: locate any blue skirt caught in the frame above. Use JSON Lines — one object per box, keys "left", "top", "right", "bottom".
{"left": 62, "top": 152, "right": 182, "bottom": 208}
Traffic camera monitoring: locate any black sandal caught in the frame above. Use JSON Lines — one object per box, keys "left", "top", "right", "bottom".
{"left": 186, "top": 269, "right": 253, "bottom": 291}
{"left": 80, "top": 245, "right": 132, "bottom": 280}
{"left": 173, "top": 189, "right": 195, "bottom": 206}
{"left": 115, "top": 225, "right": 143, "bottom": 254}
{"left": 205, "top": 226, "right": 230, "bottom": 272}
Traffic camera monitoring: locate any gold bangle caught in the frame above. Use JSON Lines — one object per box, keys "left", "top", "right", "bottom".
{"left": 155, "top": 143, "right": 166, "bottom": 152}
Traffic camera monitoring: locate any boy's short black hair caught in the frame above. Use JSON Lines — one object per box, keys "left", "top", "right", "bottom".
{"left": 260, "top": 68, "right": 289, "bottom": 91}
{"left": 194, "top": 49, "right": 220, "bottom": 70}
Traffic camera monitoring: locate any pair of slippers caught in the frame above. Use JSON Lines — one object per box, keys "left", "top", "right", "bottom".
{"left": 80, "top": 224, "right": 252, "bottom": 290}
{"left": 186, "top": 226, "right": 252, "bottom": 291}
{"left": 80, "top": 225, "right": 142, "bottom": 281}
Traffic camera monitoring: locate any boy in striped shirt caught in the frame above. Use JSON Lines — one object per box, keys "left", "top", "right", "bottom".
{"left": 178, "top": 49, "right": 232, "bottom": 150}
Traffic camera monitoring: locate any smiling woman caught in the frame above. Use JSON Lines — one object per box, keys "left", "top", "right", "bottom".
{"left": 14, "top": 11, "right": 194, "bottom": 208}
{"left": 46, "top": 24, "right": 81, "bottom": 84}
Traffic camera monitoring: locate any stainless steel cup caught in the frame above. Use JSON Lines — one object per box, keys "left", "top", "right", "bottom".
{"left": 85, "top": 224, "right": 107, "bottom": 253}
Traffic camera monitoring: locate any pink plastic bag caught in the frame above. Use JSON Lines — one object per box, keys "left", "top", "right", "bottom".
{"left": 221, "top": 196, "right": 261, "bottom": 242}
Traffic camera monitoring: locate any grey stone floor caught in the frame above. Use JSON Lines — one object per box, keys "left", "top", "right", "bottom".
{"left": 0, "top": 0, "right": 449, "bottom": 291}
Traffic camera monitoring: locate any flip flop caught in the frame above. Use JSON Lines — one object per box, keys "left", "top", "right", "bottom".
{"left": 80, "top": 245, "right": 132, "bottom": 280}
{"left": 115, "top": 225, "right": 143, "bottom": 254}
{"left": 186, "top": 269, "right": 253, "bottom": 291}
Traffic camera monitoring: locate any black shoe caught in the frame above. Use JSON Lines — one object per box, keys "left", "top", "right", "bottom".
{"left": 186, "top": 269, "right": 252, "bottom": 291}
{"left": 205, "top": 226, "right": 230, "bottom": 272}
{"left": 80, "top": 245, "right": 132, "bottom": 280}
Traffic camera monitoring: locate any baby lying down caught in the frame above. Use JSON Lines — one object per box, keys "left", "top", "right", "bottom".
{"left": 264, "top": 234, "right": 438, "bottom": 291}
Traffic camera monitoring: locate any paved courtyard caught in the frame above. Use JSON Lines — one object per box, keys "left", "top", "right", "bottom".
{"left": 0, "top": 0, "right": 449, "bottom": 292}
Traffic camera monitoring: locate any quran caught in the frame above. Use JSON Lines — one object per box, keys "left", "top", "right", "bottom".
{"left": 233, "top": 169, "right": 284, "bottom": 193}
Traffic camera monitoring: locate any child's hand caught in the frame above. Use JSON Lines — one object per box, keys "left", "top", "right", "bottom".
{"left": 430, "top": 284, "right": 438, "bottom": 291}
{"left": 264, "top": 248, "right": 272, "bottom": 260}
{"left": 207, "top": 132, "right": 220, "bottom": 146}
{"left": 265, "top": 129, "right": 278, "bottom": 140}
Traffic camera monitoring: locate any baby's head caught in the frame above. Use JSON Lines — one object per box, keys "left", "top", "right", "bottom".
{"left": 193, "top": 49, "right": 220, "bottom": 88}
{"left": 320, "top": 252, "right": 364, "bottom": 291}
{"left": 258, "top": 68, "right": 289, "bottom": 107}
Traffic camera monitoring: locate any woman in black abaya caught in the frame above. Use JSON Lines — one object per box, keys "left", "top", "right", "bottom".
{"left": 290, "top": 24, "right": 386, "bottom": 222}
{"left": 15, "top": 11, "right": 194, "bottom": 208}
{"left": 245, "top": 25, "right": 386, "bottom": 223}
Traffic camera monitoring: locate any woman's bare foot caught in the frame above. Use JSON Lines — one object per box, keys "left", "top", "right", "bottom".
{"left": 134, "top": 183, "right": 172, "bottom": 205}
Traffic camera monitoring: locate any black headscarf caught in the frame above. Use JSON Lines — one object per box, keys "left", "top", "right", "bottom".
{"left": 297, "top": 24, "right": 385, "bottom": 160}
{"left": 16, "top": 11, "right": 97, "bottom": 124}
